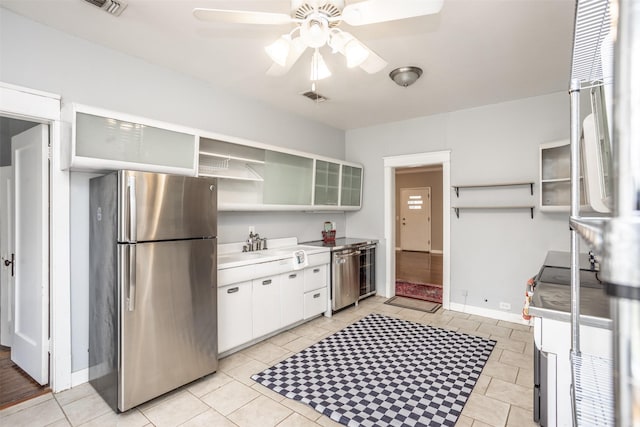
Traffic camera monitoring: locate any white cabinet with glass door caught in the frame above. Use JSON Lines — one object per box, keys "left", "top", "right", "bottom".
{"left": 66, "top": 104, "right": 197, "bottom": 176}
{"left": 314, "top": 160, "right": 340, "bottom": 206}
{"left": 341, "top": 165, "right": 362, "bottom": 207}
{"left": 263, "top": 151, "right": 313, "bottom": 206}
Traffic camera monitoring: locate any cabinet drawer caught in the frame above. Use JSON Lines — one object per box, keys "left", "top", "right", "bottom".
{"left": 304, "top": 288, "right": 327, "bottom": 319}
{"left": 304, "top": 264, "right": 327, "bottom": 292}
{"left": 218, "top": 282, "right": 252, "bottom": 353}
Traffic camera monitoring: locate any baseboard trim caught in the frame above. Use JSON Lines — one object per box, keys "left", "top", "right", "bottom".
{"left": 70, "top": 368, "right": 88, "bottom": 387}
{"left": 448, "top": 302, "right": 531, "bottom": 326}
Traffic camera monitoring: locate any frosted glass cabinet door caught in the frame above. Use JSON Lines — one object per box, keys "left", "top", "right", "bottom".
{"left": 341, "top": 165, "right": 362, "bottom": 207}
{"left": 75, "top": 112, "right": 196, "bottom": 171}
{"left": 314, "top": 160, "right": 340, "bottom": 205}
{"left": 263, "top": 151, "right": 313, "bottom": 205}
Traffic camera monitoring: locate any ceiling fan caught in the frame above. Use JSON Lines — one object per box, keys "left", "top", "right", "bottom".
{"left": 193, "top": 0, "right": 444, "bottom": 83}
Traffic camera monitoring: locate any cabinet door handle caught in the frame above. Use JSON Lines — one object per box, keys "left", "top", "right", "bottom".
{"left": 313, "top": 293, "right": 321, "bottom": 299}
{"left": 262, "top": 279, "right": 272, "bottom": 285}
{"left": 313, "top": 268, "right": 320, "bottom": 273}
{"left": 227, "top": 287, "right": 239, "bottom": 294}
{"left": 289, "top": 274, "right": 297, "bottom": 279}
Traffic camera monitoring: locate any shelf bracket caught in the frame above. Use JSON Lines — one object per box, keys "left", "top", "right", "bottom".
{"left": 454, "top": 186, "right": 459, "bottom": 197}
{"left": 530, "top": 207, "right": 534, "bottom": 219}
{"left": 530, "top": 183, "right": 534, "bottom": 195}
{"left": 454, "top": 207, "right": 460, "bottom": 218}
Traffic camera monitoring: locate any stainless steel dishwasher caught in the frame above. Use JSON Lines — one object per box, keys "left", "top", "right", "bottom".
{"left": 332, "top": 247, "right": 361, "bottom": 311}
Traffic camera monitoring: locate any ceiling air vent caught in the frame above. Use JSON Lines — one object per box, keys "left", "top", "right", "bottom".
{"left": 301, "top": 91, "right": 329, "bottom": 103}
{"left": 83, "top": 0, "right": 128, "bottom": 16}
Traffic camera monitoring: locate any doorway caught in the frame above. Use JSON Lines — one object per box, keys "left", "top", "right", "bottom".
{"left": 395, "top": 169, "right": 443, "bottom": 303}
{"left": 0, "top": 116, "right": 50, "bottom": 408}
{"left": 383, "top": 151, "right": 451, "bottom": 309}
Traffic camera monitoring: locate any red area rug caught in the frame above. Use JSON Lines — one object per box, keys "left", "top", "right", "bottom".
{"left": 395, "top": 281, "right": 443, "bottom": 303}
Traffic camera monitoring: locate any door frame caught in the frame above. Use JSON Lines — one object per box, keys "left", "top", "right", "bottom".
{"left": 0, "top": 81, "right": 71, "bottom": 392}
{"left": 383, "top": 151, "right": 451, "bottom": 309}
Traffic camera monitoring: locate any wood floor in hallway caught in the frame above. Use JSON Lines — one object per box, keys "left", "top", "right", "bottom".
{"left": 0, "top": 345, "right": 49, "bottom": 410}
{"left": 395, "top": 250, "right": 443, "bottom": 285}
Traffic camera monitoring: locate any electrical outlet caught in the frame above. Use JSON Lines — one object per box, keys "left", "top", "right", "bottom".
{"left": 248, "top": 226, "right": 255, "bottom": 233}
{"left": 499, "top": 302, "right": 511, "bottom": 310}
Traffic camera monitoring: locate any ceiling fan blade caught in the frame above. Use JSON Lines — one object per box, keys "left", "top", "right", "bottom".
{"left": 341, "top": 0, "right": 444, "bottom": 26}
{"left": 193, "top": 8, "right": 293, "bottom": 25}
{"left": 266, "top": 39, "right": 307, "bottom": 76}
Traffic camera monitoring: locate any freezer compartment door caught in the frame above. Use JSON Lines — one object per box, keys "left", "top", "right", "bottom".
{"left": 118, "top": 170, "right": 217, "bottom": 242}
{"left": 119, "top": 238, "right": 217, "bottom": 411}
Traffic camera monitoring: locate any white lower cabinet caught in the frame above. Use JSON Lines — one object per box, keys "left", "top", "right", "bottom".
{"left": 304, "top": 265, "right": 328, "bottom": 318}
{"left": 217, "top": 281, "right": 252, "bottom": 353}
{"left": 252, "top": 276, "right": 282, "bottom": 338}
{"left": 281, "top": 272, "right": 304, "bottom": 326}
{"left": 218, "top": 257, "right": 330, "bottom": 354}
{"left": 304, "top": 288, "right": 327, "bottom": 319}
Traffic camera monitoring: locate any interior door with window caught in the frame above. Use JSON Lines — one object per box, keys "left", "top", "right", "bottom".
{"left": 400, "top": 187, "right": 431, "bottom": 252}
{"left": 10, "top": 124, "right": 49, "bottom": 385}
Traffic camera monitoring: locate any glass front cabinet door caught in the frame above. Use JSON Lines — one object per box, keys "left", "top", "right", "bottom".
{"left": 341, "top": 165, "right": 362, "bottom": 207}
{"left": 314, "top": 160, "right": 340, "bottom": 206}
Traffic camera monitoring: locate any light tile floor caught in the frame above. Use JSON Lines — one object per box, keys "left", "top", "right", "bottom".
{"left": 0, "top": 297, "right": 537, "bottom": 427}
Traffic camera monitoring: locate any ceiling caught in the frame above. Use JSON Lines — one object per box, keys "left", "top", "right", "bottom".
{"left": 0, "top": 0, "right": 576, "bottom": 130}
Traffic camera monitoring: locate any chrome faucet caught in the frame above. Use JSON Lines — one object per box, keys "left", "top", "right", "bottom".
{"left": 243, "top": 231, "right": 267, "bottom": 252}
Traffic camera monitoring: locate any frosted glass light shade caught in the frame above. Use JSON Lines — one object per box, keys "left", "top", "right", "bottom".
{"left": 265, "top": 36, "right": 291, "bottom": 67}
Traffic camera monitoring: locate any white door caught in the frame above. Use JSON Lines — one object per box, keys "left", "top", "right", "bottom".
{"left": 400, "top": 187, "right": 431, "bottom": 252}
{"left": 0, "top": 167, "right": 14, "bottom": 346}
{"left": 11, "top": 124, "right": 49, "bottom": 385}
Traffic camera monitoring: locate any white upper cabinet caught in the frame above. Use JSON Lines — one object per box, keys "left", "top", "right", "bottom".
{"left": 340, "top": 165, "right": 363, "bottom": 207}
{"left": 65, "top": 104, "right": 197, "bottom": 176}
{"left": 200, "top": 136, "right": 364, "bottom": 211}
{"left": 540, "top": 140, "right": 586, "bottom": 211}
{"left": 263, "top": 151, "right": 314, "bottom": 205}
{"left": 314, "top": 160, "right": 340, "bottom": 206}
{"left": 198, "top": 137, "right": 265, "bottom": 181}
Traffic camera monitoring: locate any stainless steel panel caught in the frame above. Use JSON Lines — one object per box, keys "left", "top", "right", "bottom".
{"left": 89, "top": 172, "right": 119, "bottom": 410}
{"left": 117, "top": 170, "right": 217, "bottom": 242}
{"left": 119, "top": 238, "right": 217, "bottom": 411}
{"left": 332, "top": 249, "right": 360, "bottom": 311}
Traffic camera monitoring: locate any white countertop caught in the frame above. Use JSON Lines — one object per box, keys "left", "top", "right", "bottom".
{"left": 218, "top": 237, "right": 331, "bottom": 270}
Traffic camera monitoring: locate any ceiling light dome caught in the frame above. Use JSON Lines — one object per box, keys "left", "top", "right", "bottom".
{"left": 389, "top": 66, "right": 423, "bottom": 87}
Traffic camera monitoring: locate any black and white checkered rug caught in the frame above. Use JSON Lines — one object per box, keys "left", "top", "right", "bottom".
{"left": 251, "top": 313, "right": 495, "bottom": 427}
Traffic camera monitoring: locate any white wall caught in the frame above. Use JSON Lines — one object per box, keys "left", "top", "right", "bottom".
{"left": 346, "top": 92, "right": 575, "bottom": 316}
{"left": 0, "top": 9, "right": 347, "bottom": 374}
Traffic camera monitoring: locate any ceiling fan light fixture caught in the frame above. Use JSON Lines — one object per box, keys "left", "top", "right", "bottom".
{"left": 389, "top": 66, "right": 423, "bottom": 87}
{"left": 310, "top": 50, "right": 331, "bottom": 81}
{"left": 300, "top": 17, "right": 329, "bottom": 48}
{"left": 264, "top": 36, "right": 292, "bottom": 67}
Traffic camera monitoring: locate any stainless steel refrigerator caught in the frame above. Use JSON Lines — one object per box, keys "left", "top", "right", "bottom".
{"left": 89, "top": 170, "right": 218, "bottom": 412}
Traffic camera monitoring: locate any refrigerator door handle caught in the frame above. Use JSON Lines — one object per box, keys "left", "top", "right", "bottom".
{"left": 128, "top": 245, "right": 136, "bottom": 311}
{"left": 128, "top": 175, "right": 137, "bottom": 243}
